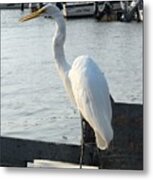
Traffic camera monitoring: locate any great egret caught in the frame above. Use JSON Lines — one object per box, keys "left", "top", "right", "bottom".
{"left": 20, "top": 3, "right": 113, "bottom": 168}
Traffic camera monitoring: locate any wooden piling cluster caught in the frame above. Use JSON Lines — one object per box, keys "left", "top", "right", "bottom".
{"left": 0, "top": 102, "right": 143, "bottom": 170}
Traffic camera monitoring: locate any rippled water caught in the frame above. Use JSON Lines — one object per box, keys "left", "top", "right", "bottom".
{"left": 1, "top": 10, "right": 143, "bottom": 144}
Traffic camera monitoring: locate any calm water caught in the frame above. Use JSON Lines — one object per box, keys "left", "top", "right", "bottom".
{"left": 1, "top": 10, "right": 143, "bottom": 144}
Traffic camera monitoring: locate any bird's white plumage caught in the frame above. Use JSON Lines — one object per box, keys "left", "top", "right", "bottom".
{"left": 69, "top": 56, "right": 113, "bottom": 149}
{"left": 21, "top": 4, "right": 113, "bottom": 150}
{"left": 46, "top": 4, "right": 113, "bottom": 150}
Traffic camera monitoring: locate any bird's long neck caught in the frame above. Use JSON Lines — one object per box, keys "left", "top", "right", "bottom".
{"left": 53, "top": 14, "right": 70, "bottom": 78}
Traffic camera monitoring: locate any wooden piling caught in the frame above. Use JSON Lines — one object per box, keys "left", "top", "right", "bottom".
{"left": 83, "top": 102, "right": 143, "bottom": 169}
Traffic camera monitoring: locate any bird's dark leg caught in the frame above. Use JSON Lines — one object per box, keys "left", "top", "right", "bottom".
{"left": 96, "top": 148, "right": 101, "bottom": 169}
{"left": 96, "top": 148, "right": 104, "bottom": 169}
{"left": 79, "top": 113, "right": 85, "bottom": 169}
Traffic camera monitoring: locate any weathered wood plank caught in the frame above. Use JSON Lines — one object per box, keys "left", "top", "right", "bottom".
{"left": 0, "top": 136, "right": 81, "bottom": 167}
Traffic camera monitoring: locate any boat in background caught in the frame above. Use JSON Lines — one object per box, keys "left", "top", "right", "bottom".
{"left": 63, "top": 1, "right": 123, "bottom": 20}
{"left": 62, "top": 2, "right": 95, "bottom": 18}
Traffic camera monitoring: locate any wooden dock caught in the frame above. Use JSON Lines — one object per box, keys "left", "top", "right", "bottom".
{"left": 0, "top": 102, "right": 143, "bottom": 170}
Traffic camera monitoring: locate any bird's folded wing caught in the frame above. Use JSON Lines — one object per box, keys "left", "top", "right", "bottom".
{"left": 69, "top": 57, "right": 113, "bottom": 149}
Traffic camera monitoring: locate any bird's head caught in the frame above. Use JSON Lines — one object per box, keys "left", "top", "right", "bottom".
{"left": 19, "top": 3, "right": 61, "bottom": 22}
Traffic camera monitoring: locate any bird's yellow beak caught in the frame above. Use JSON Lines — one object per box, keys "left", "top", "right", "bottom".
{"left": 19, "top": 7, "right": 45, "bottom": 22}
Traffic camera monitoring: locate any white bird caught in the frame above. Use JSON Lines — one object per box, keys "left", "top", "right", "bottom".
{"left": 20, "top": 3, "right": 113, "bottom": 167}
